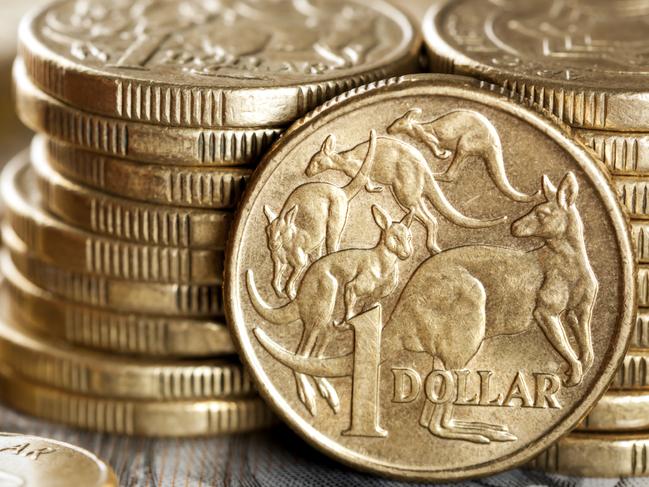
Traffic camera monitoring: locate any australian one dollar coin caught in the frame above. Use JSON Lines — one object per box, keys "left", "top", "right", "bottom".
{"left": 19, "top": 0, "right": 420, "bottom": 128}
{"left": 225, "top": 74, "right": 636, "bottom": 480}
{"left": 423, "top": 0, "right": 649, "bottom": 131}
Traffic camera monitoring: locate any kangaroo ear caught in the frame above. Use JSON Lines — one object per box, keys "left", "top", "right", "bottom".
{"left": 557, "top": 172, "right": 579, "bottom": 209}
{"left": 264, "top": 205, "right": 277, "bottom": 224}
{"left": 322, "top": 135, "right": 336, "bottom": 155}
{"left": 283, "top": 205, "right": 298, "bottom": 225}
{"left": 406, "top": 107, "right": 422, "bottom": 121}
{"left": 542, "top": 175, "right": 557, "bottom": 201}
{"left": 371, "top": 205, "right": 391, "bottom": 231}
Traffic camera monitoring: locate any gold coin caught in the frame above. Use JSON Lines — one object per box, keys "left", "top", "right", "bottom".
{"left": 610, "top": 350, "right": 649, "bottom": 390}
{"left": 18, "top": 0, "right": 420, "bottom": 129}
{"left": 528, "top": 432, "right": 649, "bottom": 477}
{"left": 2, "top": 253, "right": 235, "bottom": 357}
{"left": 13, "top": 61, "right": 282, "bottom": 167}
{"left": 617, "top": 177, "right": 649, "bottom": 220}
{"left": 578, "top": 129, "right": 649, "bottom": 176}
{"left": 0, "top": 368, "right": 275, "bottom": 437}
{"left": 4, "top": 234, "right": 223, "bottom": 317}
{"left": 0, "top": 301, "right": 253, "bottom": 401}
{"left": 225, "top": 74, "right": 635, "bottom": 481}
{"left": 40, "top": 136, "right": 251, "bottom": 209}
{"left": 3, "top": 152, "right": 223, "bottom": 284}
{"left": 31, "top": 142, "right": 231, "bottom": 249}
{"left": 423, "top": 0, "right": 649, "bottom": 131}
{"left": 0, "top": 433, "right": 117, "bottom": 487}
{"left": 576, "top": 390, "right": 649, "bottom": 432}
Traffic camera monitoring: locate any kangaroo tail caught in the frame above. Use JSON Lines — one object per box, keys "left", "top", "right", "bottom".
{"left": 254, "top": 328, "right": 353, "bottom": 377}
{"left": 424, "top": 177, "right": 508, "bottom": 228}
{"left": 246, "top": 270, "right": 300, "bottom": 325}
{"left": 343, "top": 130, "right": 377, "bottom": 200}
{"left": 486, "top": 148, "right": 540, "bottom": 203}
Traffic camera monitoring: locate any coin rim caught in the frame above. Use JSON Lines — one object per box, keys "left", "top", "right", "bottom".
{"left": 421, "top": 0, "right": 649, "bottom": 131}
{"left": 19, "top": 0, "right": 421, "bottom": 128}
{"left": 224, "top": 74, "right": 637, "bottom": 481}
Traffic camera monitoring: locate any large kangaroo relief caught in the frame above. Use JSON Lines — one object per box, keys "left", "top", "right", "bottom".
{"left": 387, "top": 172, "right": 597, "bottom": 443}
{"left": 247, "top": 113, "right": 597, "bottom": 445}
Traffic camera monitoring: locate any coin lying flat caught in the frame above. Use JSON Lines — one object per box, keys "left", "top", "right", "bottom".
{"left": 578, "top": 129, "right": 649, "bottom": 176}
{"left": 423, "top": 0, "right": 649, "bottom": 131}
{"left": 577, "top": 390, "right": 649, "bottom": 432}
{"left": 4, "top": 235, "right": 223, "bottom": 317}
{"left": 0, "top": 368, "right": 275, "bottom": 437}
{"left": 19, "top": 0, "right": 420, "bottom": 129}
{"left": 40, "top": 137, "right": 251, "bottom": 209}
{"left": 14, "top": 61, "right": 281, "bottom": 167}
{"left": 2, "top": 255, "right": 235, "bottom": 357}
{"left": 31, "top": 144, "right": 231, "bottom": 249}
{"left": 0, "top": 300, "right": 252, "bottom": 401}
{"left": 528, "top": 433, "right": 649, "bottom": 477}
{"left": 3, "top": 153, "right": 223, "bottom": 284}
{"left": 225, "top": 74, "right": 635, "bottom": 481}
{"left": 610, "top": 350, "right": 649, "bottom": 390}
{"left": 0, "top": 433, "right": 117, "bottom": 487}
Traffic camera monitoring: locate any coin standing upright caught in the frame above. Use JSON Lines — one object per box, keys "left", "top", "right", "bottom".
{"left": 422, "top": 0, "right": 649, "bottom": 476}
{"left": 225, "top": 74, "right": 635, "bottom": 481}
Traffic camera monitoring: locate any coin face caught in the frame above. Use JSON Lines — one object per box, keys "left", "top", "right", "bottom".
{"left": 19, "top": 0, "right": 420, "bottom": 128}
{"left": 0, "top": 433, "right": 116, "bottom": 487}
{"left": 423, "top": 0, "right": 649, "bottom": 130}
{"left": 225, "top": 75, "right": 635, "bottom": 480}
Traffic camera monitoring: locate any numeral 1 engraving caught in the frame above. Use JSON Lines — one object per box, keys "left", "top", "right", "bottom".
{"left": 342, "top": 306, "right": 387, "bottom": 438}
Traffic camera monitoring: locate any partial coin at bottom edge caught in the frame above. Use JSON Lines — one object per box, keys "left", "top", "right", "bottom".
{"left": 0, "top": 433, "right": 117, "bottom": 487}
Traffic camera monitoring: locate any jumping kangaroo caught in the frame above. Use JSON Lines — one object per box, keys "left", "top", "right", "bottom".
{"left": 387, "top": 108, "right": 539, "bottom": 203}
{"left": 306, "top": 133, "right": 506, "bottom": 254}
{"left": 248, "top": 205, "right": 415, "bottom": 416}
{"left": 265, "top": 130, "right": 377, "bottom": 299}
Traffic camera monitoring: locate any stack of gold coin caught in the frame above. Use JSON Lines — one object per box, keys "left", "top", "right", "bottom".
{"left": 1, "top": 0, "right": 421, "bottom": 436}
{"left": 422, "top": 0, "right": 649, "bottom": 477}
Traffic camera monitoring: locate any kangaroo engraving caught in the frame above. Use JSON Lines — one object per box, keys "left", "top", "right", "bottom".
{"left": 253, "top": 173, "right": 598, "bottom": 444}
{"left": 382, "top": 172, "right": 597, "bottom": 444}
{"left": 306, "top": 134, "right": 507, "bottom": 254}
{"left": 265, "top": 130, "right": 377, "bottom": 299}
{"left": 387, "top": 108, "right": 539, "bottom": 203}
{"left": 248, "top": 205, "right": 415, "bottom": 416}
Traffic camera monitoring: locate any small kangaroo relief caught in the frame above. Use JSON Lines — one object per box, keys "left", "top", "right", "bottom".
{"left": 387, "top": 108, "right": 540, "bottom": 203}
{"left": 249, "top": 205, "right": 415, "bottom": 416}
{"left": 306, "top": 131, "right": 506, "bottom": 254}
{"left": 264, "top": 130, "right": 377, "bottom": 299}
